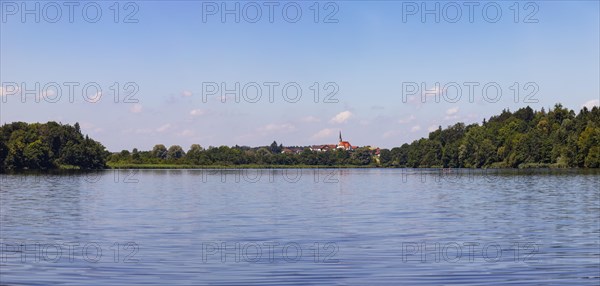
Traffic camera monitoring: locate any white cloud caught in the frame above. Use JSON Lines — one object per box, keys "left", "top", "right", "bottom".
{"left": 0, "top": 86, "right": 20, "bottom": 97}
{"left": 582, "top": 99, "right": 599, "bottom": 109}
{"left": 39, "top": 90, "right": 55, "bottom": 99}
{"left": 130, "top": 104, "right": 143, "bottom": 113}
{"left": 410, "top": 125, "right": 421, "bottom": 132}
{"left": 311, "top": 128, "right": 335, "bottom": 140}
{"left": 182, "top": 90, "right": 193, "bottom": 97}
{"left": 330, "top": 111, "right": 353, "bottom": 124}
{"left": 398, "top": 115, "right": 416, "bottom": 124}
{"left": 301, "top": 116, "right": 320, "bottom": 123}
{"left": 79, "top": 122, "right": 104, "bottom": 134}
{"left": 444, "top": 107, "right": 460, "bottom": 121}
{"left": 156, "top": 124, "right": 171, "bottom": 133}
{"left": 178, "top": 129, "right": 195, "bottom": 137}
{"left": 428, "top": 125, "right": 439, "bottom": 132}
{"left": 259, "top": 123, "right": 295, "bottom": 133}
{"left": 446, "top": 107, "right": 459, "bottom": 115}
{"left": 190, "top": 109, "right": 205, "bottom": 116}
{"left": 406, "top": 95, "right": 419, "bottom": 104}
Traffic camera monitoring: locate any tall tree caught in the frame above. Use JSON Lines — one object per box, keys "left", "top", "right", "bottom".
{"left": 167, "top": 145, "right": 185, "bottom": 159}
{"left": 152, "top": 144, "right": 168, "bottom": 159}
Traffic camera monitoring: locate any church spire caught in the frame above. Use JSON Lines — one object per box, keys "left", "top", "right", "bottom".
{"left": 339, "top": 131, "right": 342, "bottom": 142}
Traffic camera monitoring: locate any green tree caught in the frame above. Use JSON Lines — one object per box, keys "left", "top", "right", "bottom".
{"left": 350, "top": 147, "right": 372, "bottom": 165}
{"left": 131, "top": 148, "right": 141, "bottom": 163}
{"left": 584, "top": 146, "right": 600, "bottom": 168}
{"left": 0, "top": 122, "right": 106, "bottom": 170}
{"left": 379, "top": 149, "right": 392, "bottom": 166}
{"left": 167, "top": 145, "right": 185, "bottom": 160}
{"left": 23, "top": 140, "right": 52, "bottom": 169}
{"left": 269, "top": 141, "right": 282, "bottom": 154}
{"left": 152, "top": 144, "right": 168, "bottom": 159}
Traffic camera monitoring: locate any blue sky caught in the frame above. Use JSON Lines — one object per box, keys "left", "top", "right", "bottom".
{"left": 1, "top": 1, "right": 599, "bottom": 151}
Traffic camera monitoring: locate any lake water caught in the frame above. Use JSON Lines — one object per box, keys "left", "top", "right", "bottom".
{"left": 1, "top": 169, "right": 598, "bottom": 285}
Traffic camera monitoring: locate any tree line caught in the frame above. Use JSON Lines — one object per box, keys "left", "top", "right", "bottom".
{"left": 1, "top": 104, "right": 599, "bottom": 170}
{"left": 0, "top": 121, "right": 108, "bottom": 170}
{"left": 107, "top": 143, "right": 375, "bottom": 167}
{"left": 383, "top": 104, "right": 600, "bottom": 168}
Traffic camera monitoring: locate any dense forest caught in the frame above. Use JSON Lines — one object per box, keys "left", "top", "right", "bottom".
{"left": 389, "top": 104, "right": 600, "bottom": 168}
{"left": 1, "top": 104, "right": 599, "bottom": 170}
{"left": 0, "top": 122, "right": 108, "bottom": 170}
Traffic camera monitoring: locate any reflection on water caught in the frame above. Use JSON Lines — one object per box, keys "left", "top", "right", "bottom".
{"left": 1, "top": 169, "right": 599, "bottom": 285}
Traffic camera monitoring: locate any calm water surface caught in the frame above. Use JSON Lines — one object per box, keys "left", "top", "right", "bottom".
{"left": 1, "top": 169, "right": 599, "bottom": 285}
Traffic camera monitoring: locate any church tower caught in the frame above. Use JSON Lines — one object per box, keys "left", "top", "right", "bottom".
{"left": 336, "top": 131, "right": 352, "bottom": 150}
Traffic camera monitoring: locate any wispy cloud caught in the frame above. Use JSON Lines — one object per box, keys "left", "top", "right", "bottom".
{"left": 36, "top": 89, "right": 56, "bottom": 101}
{"left": 446, "top": 107, "right": 459, "bottom": 115}
{"left": 258, "top": 123, "right": 295, "bottom": 133}
{"left": 311, "top": 128, "right": 335, "bottom": 140}
{"left": 330, "top": 111, "right": 353, "bottom": 124}
{"left": 80, "top": 122, "right": 105, "bottom": 134}
{"left": 301, "top": 116, "right": 321, "bottom": 123}
{"left": 582, "top": 99, "right": 599, "bottom": 109}
{"left": 444, "top": 107, "right": 459, "bottom": 120}
{"left": 156, "top": 124, "right": 171, "bottom": 133}
{"left": 398, "top": 115, "right": 416, "bottom": 124}
{"left": 410, "top": 125, "right": 421, "bottom": 132}
{"left": 0, "top": 86, "right": 20, "bottom": 97}
{"left": 189, "top": 109, "right": 205, "bottom": 116}
{"left": 130, "top": 104, "right": 143, "bottom": 113}
{"left": 178, "top": 129, "right": 195, "bottom": 137}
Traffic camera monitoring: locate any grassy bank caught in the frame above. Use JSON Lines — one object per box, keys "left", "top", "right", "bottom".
{"left": 106, "top": 163, "right": 375, "bottom": 169}
{"left": 106, "top": 163, "right": 589, "bottom": 169}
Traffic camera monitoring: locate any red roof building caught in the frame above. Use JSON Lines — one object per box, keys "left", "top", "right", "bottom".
{"left": 337, "top": 131, "right": 354, "bottom": 151}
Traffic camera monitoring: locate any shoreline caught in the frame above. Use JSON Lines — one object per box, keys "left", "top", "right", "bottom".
{"left": 2, "top": 165, "right": 598, "bottom": 173}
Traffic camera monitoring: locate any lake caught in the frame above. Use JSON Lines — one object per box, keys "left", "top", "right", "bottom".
{"left": 1, "top": 169, "right": 598, "bottom": 285}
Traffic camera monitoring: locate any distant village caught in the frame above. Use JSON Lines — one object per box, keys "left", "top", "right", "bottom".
{"left": 280, "top": 131, "right": 380, "bottom": 156}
